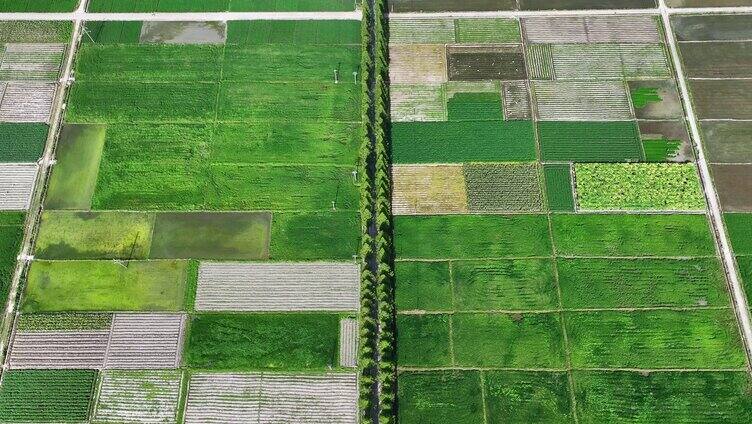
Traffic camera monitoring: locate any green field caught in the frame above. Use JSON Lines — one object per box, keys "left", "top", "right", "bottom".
{"left": 464, "top": 163, "right": 544, "bottom": 212}
{"left": 392, "top": 120, "right": 536, "bottom": 163}
{"left": 396, "top": 261, "right": 452, "bottom": 311}
{"left": 0, "top": 123, "right": 48, "bottom": 162}
{"left": 557, "top": 258, "right": 728, "bottom": 308}
{"left": 0, "top": 213, "right": 24, "bottom": 311}
{"left": 269, "top": 211, "right": 359, "bottom": 260}
{"left": 35, "top": 211, "right": 155, "bottom": 260}
{"left": 575, "top": 371, "right": 752, "bottom": 423}
{"left": 538, "top": 121, "right": 643, "bottom": 162}
{"left": 45, "top": 125, "right": 106, "bottom": 209}
{"left": 485, "top": 371, "right": 574, "bottom": 423}
{"left": 566, "top": 309, "right": 746, "bottom": 368}
{"left": 0, "top": 0, "right": 78, "bottom": 12}
{"left": 0, "top": 21, "right": 71, "bottom": 42}
{"left": 395, "top": 215, "right": 551, "bottom": 259}
{"left": 398, "top": 371, "right": 485, "bottom": 424}
{"left": 543, "top": 164, "right": 575, "bottom": 211}
{"left": 23, "top": 260, "right": 188, "bottom": 312}
{"left": 574, "top": 163, "right": 705, "bottom": 211}
{"left": 184, "top": 313, "right": 341, "bottom": 370}
{"left": 0, "top": 370, "right": 96, "bottom": 422}
{"left": 726, "top": 213, "right": 752, "bottom": 254}
{"left": 17, "top": 313, "right": 112, "bottom": 331}
{"left": 551, "top": 214, "right": 715, "bottom": 257}
{"left": 88, "top": 0, "right": 355, "bottom": 12}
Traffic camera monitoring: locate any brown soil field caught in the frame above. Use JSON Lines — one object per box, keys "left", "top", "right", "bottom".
{"left": 639, "top": 121, "right": 694, "bottom": 163}
{"left": 689, "top": 79, "right": 752, "bottom": 120}
{"left": 668, "top": 0, "right": 752, "bottom": 6}
{"left": 680, "top": 41, "right": 752, "bottom": 78}
{"left": 701, "top": 121, "right": 752, "bottom": 164}
{"left": 520, "top": 0, "right": 655, "bottom": 9}
{"left": 712, "top": 164, "right": 752, "bottom": 212}
{"left": 447, "top": 45, "right": 526, "bottom": 81}
{"left": 672, "top": 15, "right": 752, "bottom": 42}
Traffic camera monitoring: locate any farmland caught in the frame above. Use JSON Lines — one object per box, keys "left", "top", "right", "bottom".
{"left": 0, "top": 18, "right": 362, "bottom": 423}
{"left": 392, "top": 14, "right": 752, "bottom": 423}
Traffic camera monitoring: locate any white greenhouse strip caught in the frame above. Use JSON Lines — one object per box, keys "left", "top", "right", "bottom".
{"left": 339, "top": 318, "right": 358, "bottom": 368}
{"left": 532, "top": 80, "right": 633, "bottom": 121}
{"left": 104, "top": 313, "right": 185, "bottom": 369}
{"left": 522, "top": 15, "right": 661, "bottom": 44}
{"left": 196, "top": 262, "right": 359, "bottom": 312}
{"left": 0, "top": 81, "right": 56, "bottom": 122}
{"left": 184, "top": 372, "right": 358, "bottom": 424}
{"left": 8, "top": 330, "right": 109, "bottom": 369}
{"left": 93, "top": 370, "right": 182, "bottom": 424}
{"left": 0, "top": 163, "right": 38, "bottom": 210}
{"left": 0, "top": 43, "right": 65, "bottom": 81}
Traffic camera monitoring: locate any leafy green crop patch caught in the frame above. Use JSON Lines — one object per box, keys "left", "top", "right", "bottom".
{"left": 0, "top": 20, "right": 71, "bottom": 42}
{"left": 446, "top": 92, "right": 503, "bottom": 121}
{"left": 538, "top": 121, "right": 643, "bottom": 162}
{"left": 566, "top": 309, "right": 747, "bottom": 369}
{"left": 643, "top": 138, "right": 683, "bottom": 162}
{"left": 726, "top": 213, "right": 752, "bottom": 255}
{"left": 0, "top": 370, "right": 97, "bottom": 422}
{"left": 397, "top": 314, "right": 452, "bottom": 367}
{"left": 398, "top": 371, "right": 484, "bottom": 424}
{"left": 631, "top": 86, "right": 663, "bottom": 109}
{"left": 463, "top": 163, "right": 543, "bottom": 212}
{"left": 393, "top": 120, "right": 536, "bottom": 163}
{"left": 82, "top": 21, "right": 143, "bottom": 43}
{"left": 452, "top": 312, "right": 565, "bottom": 368}
{"left": 551, "top": 214, "right": 715, "bottom": 257}
{"left": 16, "top": 313, "right": 112, "bottom": 331}
{"left": 0, "top": 123, "right": 48, "bottom": 162}
{"left": 574, "top": 163, "right": 705, "bottom": 211}
{"left": 543, "top": 164, "right": 575, "bottom": 211}
{"left": 184, "top": 313, "right": 341, "bottom": 370}
{"left": 574, "top": 371, "right": 752, "bottom": 423}
{"left": 396, "top": 261, "right": 452, "bottom": 312}
{"left": 23, "top": 260, "right": 188, "bottom": 312}
{"left": 452, "top": 259, "right": 558, "bottom": 311}
{"left": 485, "top": 371, "right": 574, "bottom": 423}
{"left": 558, "top": 258, "right": 728, "bottom": 308}
{"left": 395, "top": 215, "right": 552, "bottom": 259}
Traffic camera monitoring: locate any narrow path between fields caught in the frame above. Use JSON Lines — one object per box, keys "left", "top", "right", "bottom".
{"left": 658, "top": 0, "right": 752, "bottom": 368}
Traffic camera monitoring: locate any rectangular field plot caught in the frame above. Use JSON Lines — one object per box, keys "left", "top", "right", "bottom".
{"left": 557, "top": 258, "right": 728, "bottom": 308}
{"left": 398, "top": 312, "right": 565, "bottom": 368}
{"left": 544, "top": 164, "right": 575, "bottom": 211}
{"left": 93, "top": 370, "right": 181, "bottom": 424}
{"left": 538, "top": 121, "right": 642, "bottom": 162}
{"left": 9, "top": 329, "right": 109, "bottom": 369}
{"left": 0, "top": 82, "right": 56, "bottom": 123}
{"left": 0, "top": 123, "right": 47, "bottom": 163}
{"left": 184, "top": 372, "right": 357, "bottom": 424}
{"left": 679, "top": 41, "right": 752, "bottom": 78}
{"left": 532, "top": 81, "right": 633, "bottom": 121}
{"left": 269, "top": 211, "right": 358, "bottom": 261}
{"left": 23, "top": 260, "right": 188, "bottom": 312}
{"left": 391, "top": 84, "right": 446, "bottom": 122}
{"left": 390, "top": 0, "right": 516, "bottom": 12}
{"left": 701, "top": 121, "right": 752, "bottom": 164}
{"left": 389, "top": 18, "right": 455, "bottom": 44}
{"left": 712, "top": 165, "right": 752, "bottom": 212}
{"left": 551, "top": 214, "right": 715, "bottom": 257}
{"left": 398, "top": 371, "right": 485, "bottom": 424}
{"left": 0, "top": 43, "right": 64, "bottom": 81}
{"left": 104, "top": 313, "right": 185, "bottom": 369}
{"left": 0, "top": 0, "right": 79, "bottom": 12}
{"left": 0, "top": 163, "right": 37, "bottom": 210}
{"left": 196, "top": 262, "right": 358, "bottom": 312}
{"left": 0, "top": 370, "right": 96, "bottom": 423}
{"left": 671, "top": 14, "right": 752, "bottom": 42}
{"left": 520, "top": 0, "right": 656, "bottom": 9}
{"left": 0, "top": 212, "right": 24, "bottom": 306}
{"left": 0, "top": 21, "right": 72, "bottom": 43}
{"left": 726, "top": 213, "right": 752, "bottom": 255}
{"left": 390, "top": 44, "right": 447, "bottom": 85}
{"left": 447, "top": 45, "right": 527, "bottom": 81}
{"left": 392, "top": 165, "right": 469, "bottom": 215}
{"left": 573, "top": 163, "right": 706, "bottom": 211}
{"left": 396, "top": 261, "right": 453, "bottom": 312}
{"left": 184, "top": 313, "right": 341, "bottom": 370}
{"left": 395, "top": 215, "right": 552, "bottom": 259}
{"left": 549, "top": 44, "right": 670, "bottom": 80}
{"left": 339, "top": 318, "right": 357, "bottom": 368}
{"left": 464, "top": 163, "right": 543, "bottom": 213}
{"left": 392, "top": 120, "right": 536, "bottom": 163}
{"left": 522, "top": 16, "right": 660, "bottom": 44}
{"left": 566, "top": 309, "right": 747, "bottom": 368}
{"left": 689, "top": 79, "right": 752, "bottom": 120}
{"left": 574, "top": 371, "right": 752, "bottom": 423}
{"left": 484, "top": 370, "right": 574, "bottom": 422}
{"left": 88, "top": 0, "right": 355, "bottom": 12}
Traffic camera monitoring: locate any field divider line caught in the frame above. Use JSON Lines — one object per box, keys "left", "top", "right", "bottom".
{"left": 479, "top": 370, "right": 489, "bottom": 424}
{"left": 397, "top": 255, "right": 720, "bottom": 262}
{"left": 398, "top": 366, "right": 749, "bottom": 373}
{"left": 0, "top": 17, "right": 85, "bottom": 371}
{"left": 659, "top": 0, "right": 752, "bottom": 371}
{"left": 398, "top": 305, "right": 732, "bottom": 315}
{"left": 389, "top": 6, "right": 752, "bottom": 19}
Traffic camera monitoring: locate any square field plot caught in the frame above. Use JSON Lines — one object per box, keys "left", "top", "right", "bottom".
{"left": 712, "top": 165, "right": 752, "bottom": 212}
{"left": 0, "top": 163, "right": 37, "bottom": 210}
{"left": 392, "top": 165, "right": 469, "bottom": 215}
{"left": 184, "top": 372, "right": 357, "bottom": 424}
{"left": 104, "top": 313, "right": 185, "bottom": 369}
{"left": 701, "top": 121, "right": 752, "bottom": 164}
{"left": 93, "top": 370, "right": 182, "bottom": 424}
{"left": 464, "top": 163, "right": 543, "bottom": 213}
{"left": 390, "top": 45, "right": 447, "bottom": 85}
{"left": 0, "top": 370, "right": 96, "bottom": 423}
{"left": 0, "top": 123, "right": 48, "bottom": 163}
